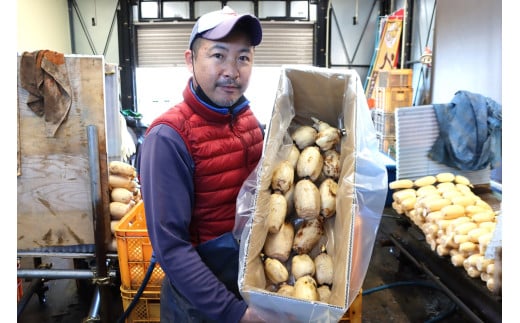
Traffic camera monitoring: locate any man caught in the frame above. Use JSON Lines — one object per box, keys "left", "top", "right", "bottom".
{"left": 138, "top": 6, "right": 265, "bottom": 323}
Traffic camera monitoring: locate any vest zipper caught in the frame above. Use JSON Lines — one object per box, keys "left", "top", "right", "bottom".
{"left": 229, "top": 110, "right": 251, "bottom": 169}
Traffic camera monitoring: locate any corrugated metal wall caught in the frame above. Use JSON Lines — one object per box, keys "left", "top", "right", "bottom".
{"left": 395, "top": 105, "right": 490, "bottom": 184}
{"left": 136, "top": 21, "right": 314, "bottom": 67}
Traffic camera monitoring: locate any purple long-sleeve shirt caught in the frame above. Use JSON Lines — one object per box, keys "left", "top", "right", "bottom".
{"left": 137, "top": 84, "right": 250, "bottom": 322}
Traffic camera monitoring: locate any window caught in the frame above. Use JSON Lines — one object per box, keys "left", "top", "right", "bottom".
{"left": 162, "top": 1, "right": 190, "bottom": 19}
{"left": 139, "top": 0, "right": 190, "bottom": 21}
{"left": 138, "top": 0, "right": 310, "bottom": 22}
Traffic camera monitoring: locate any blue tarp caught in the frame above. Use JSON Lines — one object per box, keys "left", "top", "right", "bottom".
{"left": 428, "top": 90, "right": 502, "bottom": 171}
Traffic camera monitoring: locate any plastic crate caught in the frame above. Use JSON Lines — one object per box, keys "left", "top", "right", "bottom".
{"left": 375, "top": 87, "right": 413, "bottom": 112}
{"left": 17, "top": 258, "right": 23, "bottom": 302}
{"left": 115, "top": 201, "right": 165, "bottom": 291}
{"left": 378, "top": 69, "right": 413, "bottom": 88}
{"left": 120, "top": 286, "right": 160, "bottom": 323}
{"left": 17, "top": 278, "right": 23, "bottom": 302}
{"left": 373, "top": 109, "right": 395, "bottom": 136}
{"left": 376, "top": 133, "right": 396, "bottom": 159}
{"left": 338, "top": 290, "right": 362, "bottom": 323}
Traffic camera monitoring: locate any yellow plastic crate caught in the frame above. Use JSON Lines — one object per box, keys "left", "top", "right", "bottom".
{"left": 378, "top": 69, "right": 413, "bottom": 88}
{"left": 120, "top": 286, "right": 160, "bottom": 323}
{"left": 17, "top": 278, "right": 23, "bottom": 302}
{"left": 375, "top": 87, "right": 413, "bottom": 112}
{"left": 115, "top": 201, "right": 165, "bottom": 291}
{"left": 338, "top": 291, "right": 362, "bottom": 323}
{"left": 17, "top": 258, "right": 23, "bottom": 302}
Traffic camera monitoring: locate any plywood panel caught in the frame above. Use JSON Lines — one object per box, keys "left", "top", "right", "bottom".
{"left": 17, "top": 54, "right": 111, "bottom": 250}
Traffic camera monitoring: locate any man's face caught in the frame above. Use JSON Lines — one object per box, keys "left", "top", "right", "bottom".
{"left": 186, "top": 32, "right": 254, "bottom": 107}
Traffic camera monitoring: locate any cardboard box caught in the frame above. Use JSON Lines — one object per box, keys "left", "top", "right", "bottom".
{"left": 237, "top": 66, "right": 388, "bottom": 322}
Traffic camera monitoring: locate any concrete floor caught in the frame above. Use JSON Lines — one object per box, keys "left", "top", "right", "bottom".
{"left": 17, "top": 211, "right": 501, "bottom": 323}
{"left": 362, "top": 215, "right": 483, "bottom": 323}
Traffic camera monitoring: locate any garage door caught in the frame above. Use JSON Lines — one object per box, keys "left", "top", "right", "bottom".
{"left": 135, "top": 21, "right": 315, "bottom": 67}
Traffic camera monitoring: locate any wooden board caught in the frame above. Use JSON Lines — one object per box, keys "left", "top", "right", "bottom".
{"left": 17, "top": 55, "right": 111, "bottom": 250}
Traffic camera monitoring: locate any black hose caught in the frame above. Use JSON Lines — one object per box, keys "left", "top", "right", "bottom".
{"left": 117, "top": 253, "right": 157, "bottom": 323}
{"left": 362, "top": 280, "right": 440, "bottom": 295}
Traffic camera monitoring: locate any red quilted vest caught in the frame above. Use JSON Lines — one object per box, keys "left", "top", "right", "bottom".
{"left": 149, "top": 83, "right": 264, "bottom": 244}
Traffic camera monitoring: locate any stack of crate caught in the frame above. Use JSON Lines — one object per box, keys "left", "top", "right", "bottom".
{"left": 115, "top": 200, "right": 164, "bottom": 323}
{"left": 373, "top": 69, "right": 413, "bottom": 158}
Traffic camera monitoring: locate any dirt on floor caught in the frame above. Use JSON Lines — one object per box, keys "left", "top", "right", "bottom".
{"left": 362, "top": 221, "right": 469, "bottom": 322}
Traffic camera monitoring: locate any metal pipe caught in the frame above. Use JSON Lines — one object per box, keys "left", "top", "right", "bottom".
{"left": 67, "top": 0, "right": 76, "bottom": 53}
{"left": 84, "top": 285, "right": 101, "bottom": 322}
{"left": 87, "top": 125, "right": 108, "bottom": 280}
{"left": 87, "top": 125, "right": 112, "bottom": 322}
{"left": 17, "top": 269, "right": 117, "bottom": 280}
{"left": 325, "top": 0, "right": 331, "bottom": 67}
{"left": 400, "top": 0, "right": 407, "bottom": 68}
{"left": 18, "top": 251, "right": 95, "bottom": 258}
{"left": 17, "top": 251, "right": 119, "bottom": 259}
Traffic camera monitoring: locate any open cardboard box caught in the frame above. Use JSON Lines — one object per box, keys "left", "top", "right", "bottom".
{"left": 235, "top": 65, "right": 388, "bottom": 322}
